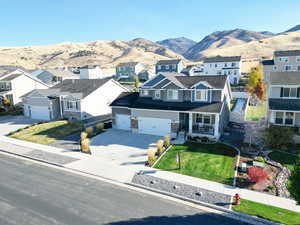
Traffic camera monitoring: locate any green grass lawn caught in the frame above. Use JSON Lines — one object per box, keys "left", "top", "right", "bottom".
{"left": 246, "top": 102, "right": 267, "bottom": 121}
{"left": 9, "top": 120, "right": 82, "bottom": 145}
{"left": 155, "top": 142, "right": 237, "bottom": 185}
{"left": 269, "top": 151, "right": 297, "bottom": 170}
{"left": 233, "top": 199, "right": 300, "bottom": 225}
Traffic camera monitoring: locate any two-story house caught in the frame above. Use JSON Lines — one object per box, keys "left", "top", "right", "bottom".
{"left": 111, "top": 72, "right": 232, "bottom": 140}
{"left": 267, "top": 71, "right": 300, "bottom": 140}
{"left": 0, "top": 69, "right": 49, "bottom": 106}
{"left": 203, "top": 56, "right": 242, "bottom": 85}
{"left": 263, "top": 50, "right": 300, "bottom": 85}
{"left": 155, "top": 59, "right": 184, "bottom": 74}
{"left": 33, "top": 69, "right": 80, "bottom": 86}
{"left": 79, "top": 65, "right": 105, "bottom": 79}
{"left": 115, "top": 62, "right": 146, "bottom": 82}
{"left": 22, "top": 79, "right": 128, "bottom": 121}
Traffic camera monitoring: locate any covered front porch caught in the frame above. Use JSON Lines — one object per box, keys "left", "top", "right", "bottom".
{"left": 179, "top": 112, "right": 220, "bottom": 138}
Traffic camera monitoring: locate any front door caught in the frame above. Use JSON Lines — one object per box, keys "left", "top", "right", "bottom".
{"left": 179, "top": 113, "right": 189, "bottom": 132}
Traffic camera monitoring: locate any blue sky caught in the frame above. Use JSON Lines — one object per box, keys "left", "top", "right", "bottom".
{"left": 1, "top": 0, "right": 300, "bottom": 46}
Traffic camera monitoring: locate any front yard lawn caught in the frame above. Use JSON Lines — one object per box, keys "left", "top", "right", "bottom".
{"left": 9, "top": 120, "right": 82, "bottom": 145}
{"left": 155, "top": 142, "right": 237, "bottom": 185}
{"left": 233, "top": 199, "right": 300, "bottom": 225}
{"left": 246, "top": 102, "right": 267, "bottom": 121}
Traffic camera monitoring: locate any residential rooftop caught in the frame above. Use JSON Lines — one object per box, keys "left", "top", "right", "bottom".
{"left": 44, "top": 69, "right": 79, "bottom": 78}
{"left": 156, "top": 59, "right": 182, "bottom": 65}
{"left": 270, "top": 72, "right": 300, "bottom": 85}
{"left": 274, "top": 50, "right": 300, "bottom": 57}
{"left": 117, "top": 62, "right": 140, "bottom": 67}
{"left": 203, "top": 56, "right": 241, "bottom": 63}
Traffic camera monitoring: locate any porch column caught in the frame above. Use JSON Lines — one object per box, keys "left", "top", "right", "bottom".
{"left": 214, "top": 114, "right": 220, "bottom": 137}
{"left": 189, "top": 112, "right": 193, "bottom": 134}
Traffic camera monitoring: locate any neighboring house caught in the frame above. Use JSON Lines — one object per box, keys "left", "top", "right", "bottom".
{"left": 263, "top": 50, "right": 300, "bottom": 85}
{"left": 79, "top": 65, "right": 104, "bottom": 79}
{"left": 267, "top": 71, "right": 300, "bottom": 142}
{"left": 138, "top": 69, "right": 155, "bottom": 82}
{"left": 181, "top": 65, "right": 200, "bottom": 76}
{"left": 0, "top": 69, "right": 49, "bottom": 106}
{"left": 203, "top": 56, "right": 242, "bottom": 85}
{"left": 22, "top": 79, "right": 128, "bottom": 121}
{"left": 111, "top": 72, "right": 232, "bottom": 140}
{"left": 155, "top": 59, "right": 184, "bottom": 74}
{"left": 34, "top": 69, "right": 80, "bottom": 86}
{"left": 115, "top": 62, "right": 145, "bottom": 82}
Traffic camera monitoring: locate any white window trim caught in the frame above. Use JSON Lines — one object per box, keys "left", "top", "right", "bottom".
{"left": 281, "top": 87, "right": 299, "bottom": 99}
{"left": 273, "top": 111, "right": 295, "bottom": 126}
{"left": 279, "top": 57, "right": 289, "bottom": 63}
{"left": 284, "top": 65, "right": 293, "bottom": 71}
{"left": 194, "top": 89, "right": 208, "bottom": 102}
{"left": 194, "top": 113, "right": 213, "bottom": 125}
{"left": 167, "top": 89, "right": 179, "bottom": 100}
{"left": 64, "top": 100, "right": 80, "bottom": 112}
{"left": 296, "top": 57, "right": 300, "bottom": 62}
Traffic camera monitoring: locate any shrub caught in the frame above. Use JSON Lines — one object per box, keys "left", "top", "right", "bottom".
{"left": 264, "top": 125, "right": 295, "bottom": 150}
{"left": 85, "top": 127, "right": 94, "bottom": 137}
{"left": 80, "top": 132, "right": 88, "bottom": 140}
{"left": 81, "top": 138, "right": 91, "bottom": 154}
{"left": 289, "top": 153, "right": 300, "bottom": 204}
{"left": 254, "top": 156, "right": 266, "bottom": 163}
{"left": 95, "top": 123, "right": 104, "bottom": 133}
{"left": 164, "top": 136, "right": 171, "bottom": 148}
{"left": 147, "top": 149, "right": 156, "bottom": 166}
{"left": 247, "top": 166, "right": 269, "bottom": 183}
{"left": 156, "top": 140, "right": 164, "bottom": 156}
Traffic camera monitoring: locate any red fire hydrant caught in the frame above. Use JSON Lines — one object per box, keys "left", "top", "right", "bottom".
{"left": 234, "top": 193, "right": 241, "bottom": 205}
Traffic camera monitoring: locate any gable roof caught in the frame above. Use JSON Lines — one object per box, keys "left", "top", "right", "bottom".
{"left": 0, "top": 73, "right": 23, "bottom": 81}
{"left": 203, "top": 56, "right": 241, "bottom": 63}
{"left": 156, "top": 59, "right": 182, "bottom": 65}
{"left": 274, "top": 50, "right": 300, "bottom": 57}
{"left": 111, "top": 92, "right": 223, "bottom": 113}
{"left": 270, "top": 72, "right": 300, "bottom": 85}
{"left": 117, "top": 62, "right": 139, "bottom": 67}
{"left": 44, "top": 69, "right": 79, "bottom": 78}
{"left": 79, "top": 65, "right": 100, "bottom": 69}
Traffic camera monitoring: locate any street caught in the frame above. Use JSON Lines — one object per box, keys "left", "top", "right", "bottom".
{"left": 0, "top": 153, "right": 249, "bottom": 225}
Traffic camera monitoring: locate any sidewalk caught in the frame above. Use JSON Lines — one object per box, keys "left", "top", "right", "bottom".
{"left": 1, "top": 135, "right": 300, "bottom": 213}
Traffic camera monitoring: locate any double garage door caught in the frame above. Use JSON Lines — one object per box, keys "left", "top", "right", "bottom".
{"left": 115, "top": 114, "right": 171, "bottom": 136}
{"left": 24, "top": 105, "right": 50, "bottom": 121}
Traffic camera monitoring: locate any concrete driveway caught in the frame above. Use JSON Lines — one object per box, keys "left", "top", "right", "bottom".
{"left": 90, "top": 129, "right": 162, "bottom": 167}
{"left": 0, "top": 115, "right": 40, "bottom": 136}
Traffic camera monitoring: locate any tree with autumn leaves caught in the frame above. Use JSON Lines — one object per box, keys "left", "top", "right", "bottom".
{"left": 247, "top": 65, "right": 266, "bottom": 101}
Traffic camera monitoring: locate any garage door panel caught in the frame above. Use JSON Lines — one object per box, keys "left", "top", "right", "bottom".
{"left": 30, "top": 106, "right": 50, "bottom": 121}
{"left": 138, "top": 117, "right": 171, "bottom": 136}
{"left": 115, "top": 114, "right": 131, "bottom": 130}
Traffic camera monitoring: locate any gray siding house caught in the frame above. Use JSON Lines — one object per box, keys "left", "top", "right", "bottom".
{"left": 155, "top": 59, "right": 184, "bottom": 74}
{"left": 111, "top": 72, "right": 232, "bottom": 140}
{"left": 34, "top": 69, "right": 80, "bottom": 86}
{"left": 115, "top": 62, "right": 147, "bottom": 82}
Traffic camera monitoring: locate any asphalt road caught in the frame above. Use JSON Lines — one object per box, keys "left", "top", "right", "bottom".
{"left": 0, "top": 154, "right": 250, "bottom": 225}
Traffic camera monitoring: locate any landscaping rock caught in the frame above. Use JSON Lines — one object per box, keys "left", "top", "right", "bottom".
{"left": 275, "top": 167, "right": 291, "bottom": 198}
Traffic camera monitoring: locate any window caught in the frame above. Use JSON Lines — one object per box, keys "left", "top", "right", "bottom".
{"left": 273, "top": 66, "right": 278, "bottom": 71}
{"left": 65, "top": 101, "right": 79, "bottom": 111}
{"left": 284, "top": 65, "right": 292, "bottom": 71}
{"left": 203, "top": 115, "right": 211, "bottom": 124}
{"left": 279, "top": 57, "right": 289, "bottom": 62}
{"left": 298, "top": 65, "right": 300, "bottom": 71}
{"left": 195, "top": 90, "right": 207, "bottom": 101}
{"left": 296, "top": 57, "right": 300, "bottom": 62}
{"left": 141, "top": 89, "right": 149, "bottom": 96}
{"left": 281, "top": 87, "right": 298, "bottom": 98}
{"left": 154, "top": 90, "right": 160, "bottom": 99}
{"left": 275, "top": 112, "right": 283, "bottom": 124}
{"left": 224, "top": 63, "right": 227, "bottom": 67}
{"left": 215, "top": 64, "right": 218, "bottom": 68}
{"left": 165, "top": 65, "right": 169, "bottom": 69}
{"left": 234, "top": 70, "right": 237, "bottom": 75}
{"left": 195, "top": 114, "right": 202, "bottom": 123}
{"left": 195, "top": 114, "right": 211, "bottom": 124}
{"left": 172, "top": 65, "right": 176, "bottom": 69}
{"left": 0, "top": 82, "right": 11, "bottom": 90}
{"left": 275, "top": 111, "right": 294, "bottom": 125}
{"left": 232, "top": 62, "right": 236, "bottom": 67}
{"left": 167, "top": 90, "right": 178, "bottom": 100}
{"left": 157, "top": 65, "right": 161, "bottom": 70}
{"left": 285, "top": 112, "right": 294, "bottom": 125}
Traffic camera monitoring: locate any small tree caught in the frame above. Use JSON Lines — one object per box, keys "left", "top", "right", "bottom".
{"left": 156, "top": 140, "right": 164, "bottom": 156}
{"left": 95, "top": 122, "right": 104, "bottom": 133}
{"left": 134, "top": 76, "right": 140, "bottom": 89}
{"left": 164, "top": 136, "right": 171, "bottom": 148}
{"left": 254, "top": 78, "right": 266, "bottom": 101}
{"left": 147, "top": 149, "right": 156, "bottom": 166}
{"left": 264, "top": 125, "right": 295, "bottom": 150}
{"left": 289, "top": 154, "right": 300, "bottom": 204}
{"left": 247, "top": 166, "right": 269, "bottom": 183}
{"left": 85, "top": 127, "right": 94, "bottom": 137}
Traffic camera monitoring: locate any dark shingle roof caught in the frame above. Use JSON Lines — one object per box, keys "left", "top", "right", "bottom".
{"left": 269, "top": 98, "right": 300, "bottom": 111}
{"left": 50, "top": 78, "right": 111, "bottom": 98}
{"left": 176, "top": 75, "right": 227, "bottom": 89}
{"left": 274, "top": 50, "right": 300, "bottom": 57}
{"left": 262, "top": 60, "right": 274, "bottom": 65}
{"left": 203, "top": 56, "right": 241, "bottom": 63}
{"left": 44, "top": 69, "right": 79, "bottom": 78}
{"left": 156, "top": 59, "right": 182, "bottom": 65}
{"left": 270, "top": 72, "right": 300, "bottom": 85}
{"left": 79, "top": 65, "right": 100, "bottom": 69}
{"left": 117, "top": 62, "right": 139, "bottom": 67}
{"left": 111, "top": 92, "right": 223, "bottom": 113}
{"left": 0, "top": 73, "right": 23, "bottom": 81}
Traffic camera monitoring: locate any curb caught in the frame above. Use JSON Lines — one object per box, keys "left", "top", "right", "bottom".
{"left": 127, "top": 182, "right": 282, "bottom": 225}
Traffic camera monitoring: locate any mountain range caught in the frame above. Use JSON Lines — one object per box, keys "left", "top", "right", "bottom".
{"left": 0, "top": 24, "right": 300, "bottom": 74}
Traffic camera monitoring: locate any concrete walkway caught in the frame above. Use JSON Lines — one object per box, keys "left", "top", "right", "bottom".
{"left": 0, "top": 135, "right": 300, "bottom": 213}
